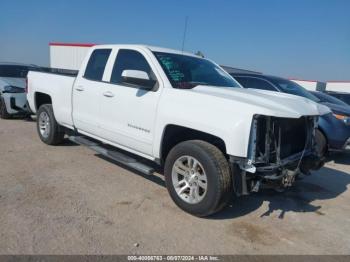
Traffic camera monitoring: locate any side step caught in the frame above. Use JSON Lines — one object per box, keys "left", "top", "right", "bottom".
{"left": 69, "top": 136, "right": 155, "bottom": 175}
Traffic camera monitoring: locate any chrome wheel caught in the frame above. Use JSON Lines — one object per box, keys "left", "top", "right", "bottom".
{"left": 172, "top": 155, "right": 208, "bottom": 204}
{"left": 39, "top": 111, "right": 50, "bottom": 138}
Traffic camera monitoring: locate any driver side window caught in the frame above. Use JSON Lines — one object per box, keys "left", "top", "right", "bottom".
{"left": 110, "top": 49, "right": 155, "bottom": 85}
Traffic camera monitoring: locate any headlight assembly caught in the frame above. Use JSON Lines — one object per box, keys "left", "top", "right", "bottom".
{"left": 333, "top": 113, "right": 350, "bottom": 126}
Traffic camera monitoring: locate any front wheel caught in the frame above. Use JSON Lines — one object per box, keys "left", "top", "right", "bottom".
{"left": 36, "top": 104, "right": 65, "bottom": 145}
{"left": 164, "top": 140, "right": 232, "bottom": 217}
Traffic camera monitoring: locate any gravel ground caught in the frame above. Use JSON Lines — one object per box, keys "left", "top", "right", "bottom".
{"left": 0, "top": 118, "right": 350, "bottom": 255}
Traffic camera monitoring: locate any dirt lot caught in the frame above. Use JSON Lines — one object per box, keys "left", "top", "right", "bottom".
{"left": 0, "top": 118, "right": 350, "bottom": 255}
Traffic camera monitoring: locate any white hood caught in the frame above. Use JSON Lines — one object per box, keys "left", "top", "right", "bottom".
{"left": 191, "top": 86, "right": 331, "bottom": 118}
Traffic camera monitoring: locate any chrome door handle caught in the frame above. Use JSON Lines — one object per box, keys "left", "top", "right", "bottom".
{"left": 103, "top": 91, "right": 115, "bottom": 98}
{"left": 75, "top": 86, "right": 84, "bottom": 91}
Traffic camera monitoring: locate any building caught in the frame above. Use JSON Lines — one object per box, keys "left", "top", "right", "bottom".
{"left": 49, "top": 42, "right": 95, "bottom": 70}
{"left": 290, "top": 79, "right": 327, "bottom": 92}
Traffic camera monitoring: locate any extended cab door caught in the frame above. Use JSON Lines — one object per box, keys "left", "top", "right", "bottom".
{"left": 98, "top": 48, "right": 162, "bottom": 157}
{"left": 72, "top": 49, "right": 112, "bottom": 135}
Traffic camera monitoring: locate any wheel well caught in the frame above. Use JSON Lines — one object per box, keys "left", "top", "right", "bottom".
{"left": 160, "top": 125, "right": 227, "bottom": 164}
{"left": 35, "top": 92, "right": 52, "bottom": 110}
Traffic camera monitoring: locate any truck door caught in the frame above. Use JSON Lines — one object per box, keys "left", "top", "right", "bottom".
{"left": 98, "top": 48, "right": 162, "bottom": 156}
{"left": 72, "top": 49, "right": 112, "bottom": 135}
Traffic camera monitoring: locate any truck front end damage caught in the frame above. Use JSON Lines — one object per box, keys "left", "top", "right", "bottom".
{"left": 230, "top": 115, "right": 324, "bottom": 195}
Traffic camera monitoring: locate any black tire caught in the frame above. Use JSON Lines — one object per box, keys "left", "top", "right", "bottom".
{"left": 315, "top": 129, "right": 327, "bottom": 158}
{"left": 164, "top": 140, "right": 232, "bottom": 217}
{"left": 36, "top": 104, "right": 65, "bottom": 145}
{"left": 0, "top": 96, "right": 11, "bottom": 119}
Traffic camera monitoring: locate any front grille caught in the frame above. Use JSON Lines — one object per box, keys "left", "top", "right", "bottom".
{"left": 253, "top": 115, "right": 314, "bottom": 164}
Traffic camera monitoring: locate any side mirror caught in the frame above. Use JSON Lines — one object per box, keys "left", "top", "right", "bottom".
{"left": 121, "top": 70, "right": 156, "bottom": 90}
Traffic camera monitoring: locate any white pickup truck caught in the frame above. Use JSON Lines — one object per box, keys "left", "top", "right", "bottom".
{"left": 27, "top": 44, "right": 326, "bottom": 216}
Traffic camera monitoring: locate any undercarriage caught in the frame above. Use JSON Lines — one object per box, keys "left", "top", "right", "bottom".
{"left": 231, "top": 115, "right": 325, "bottom": 195}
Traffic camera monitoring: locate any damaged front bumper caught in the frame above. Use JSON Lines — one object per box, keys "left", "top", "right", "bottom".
{"left": 230, "top": 115, "right": 324, "bottom": 195}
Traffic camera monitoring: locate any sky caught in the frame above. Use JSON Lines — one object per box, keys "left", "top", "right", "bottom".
{"left": 0, "top": 0, "right": 349, "bottom": 81}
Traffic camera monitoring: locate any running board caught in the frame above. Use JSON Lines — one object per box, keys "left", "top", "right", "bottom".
{"left": 68, "top": 136, "right": 155, "bottom": 175}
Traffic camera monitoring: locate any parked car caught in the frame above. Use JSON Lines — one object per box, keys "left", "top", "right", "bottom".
{"left": 230, "top": 73, "right": 349, "bottom": 155}
{"left": 27, "top": 45, "right": 325, "bottom": 216}
{"left": 0, "top": 62, "right": 40, "bottom": 119}
{"left": 324, "top": 91, "right": 350, "bottom": 105}
{"left": 311, "top": 91, "right": 350, "bottom": 150}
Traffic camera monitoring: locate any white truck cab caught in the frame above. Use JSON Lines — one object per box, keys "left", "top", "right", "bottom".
{"left": 27, "top": 44, "right": 325, "bottom": 216}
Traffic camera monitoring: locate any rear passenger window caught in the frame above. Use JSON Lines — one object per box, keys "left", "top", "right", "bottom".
{"left": 84, "top": 49, "right": 111, "bottom": 81}
{"left": 110, "top": 49, "right": 154, "bottom": 84}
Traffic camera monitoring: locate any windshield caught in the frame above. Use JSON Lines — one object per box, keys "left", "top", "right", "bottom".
{"left": 153, "top": 52, "right": 239, "bottom": 89}
{"left": 312, "top": 91, "right": 349, "bottom": 106}
{"left": 269, "top": 77, "right": 320, "bottom": 102}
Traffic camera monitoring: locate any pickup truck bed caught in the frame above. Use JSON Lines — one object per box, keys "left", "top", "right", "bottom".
{"left": 27, "top": 71, "right": 76, "bottom": 128}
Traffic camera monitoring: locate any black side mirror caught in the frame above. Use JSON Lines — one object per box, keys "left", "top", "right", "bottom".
{"left": 121, "top": 70, "right": 156, "bottom": 90}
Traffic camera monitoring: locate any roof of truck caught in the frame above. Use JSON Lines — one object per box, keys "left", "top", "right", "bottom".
{"left": 94, "top": 44, "right": 198, "bottom": 57}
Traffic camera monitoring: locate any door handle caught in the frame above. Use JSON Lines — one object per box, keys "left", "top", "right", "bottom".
{"left": 75, "top": 86, "right": 84, "bottom": 91}
{"left": 103, "top": 91, "right": 115, "bottom": 98}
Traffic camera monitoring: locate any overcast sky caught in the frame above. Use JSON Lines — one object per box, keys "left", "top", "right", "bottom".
{"left": 0, "top": 0, "right": 349, "bottom": 81}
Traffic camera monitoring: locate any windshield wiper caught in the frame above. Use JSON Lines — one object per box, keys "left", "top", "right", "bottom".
{"left": 187, "top": 81, "right": 209, "bottom": 87}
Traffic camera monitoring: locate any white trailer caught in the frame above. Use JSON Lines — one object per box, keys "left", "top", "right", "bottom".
{"left": 326, "top": 81, "right": 350, "bottom": 93}
{"left": 290, "top": 79, "right": 326, "bottom": 92}
{"left": 49, "top": 43, "right": 95, "bottom": 71}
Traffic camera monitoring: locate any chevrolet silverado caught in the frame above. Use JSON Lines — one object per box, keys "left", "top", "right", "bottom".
{"left": 27, "top": 45, "right": 327, "bottom": 216}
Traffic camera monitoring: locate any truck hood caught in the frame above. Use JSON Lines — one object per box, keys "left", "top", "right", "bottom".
{"left": 190, "top": 85, "right": 330, "bottom": 118}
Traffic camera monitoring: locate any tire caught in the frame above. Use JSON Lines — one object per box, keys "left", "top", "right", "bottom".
{"left": 36, "top": 104, "right": 65, "bottom": 145}
{"left": 0, "top": 96, "right": 11, "bottom": 119}
{"left": 315, "top": 129, "right": 327, "bottom": 158}
{"left": 164, "top": 140, "right": 232, "bottom": 217}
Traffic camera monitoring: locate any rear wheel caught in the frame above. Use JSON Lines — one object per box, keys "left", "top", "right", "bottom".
{"left": 0, "top": 96, "right": 11, "bottom": 119}
{"left": 36, "top": 104, "right": 65, "bottom": 145}
{"left": 164, "top": 140, "right": 232, "bottom": 217}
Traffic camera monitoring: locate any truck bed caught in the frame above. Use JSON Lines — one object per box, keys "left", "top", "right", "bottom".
{"left": 34, "top": 67, "right": 78, "bottom": 77}
{"left": 27, "top": 70, "right": 76, "bottom": 128}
